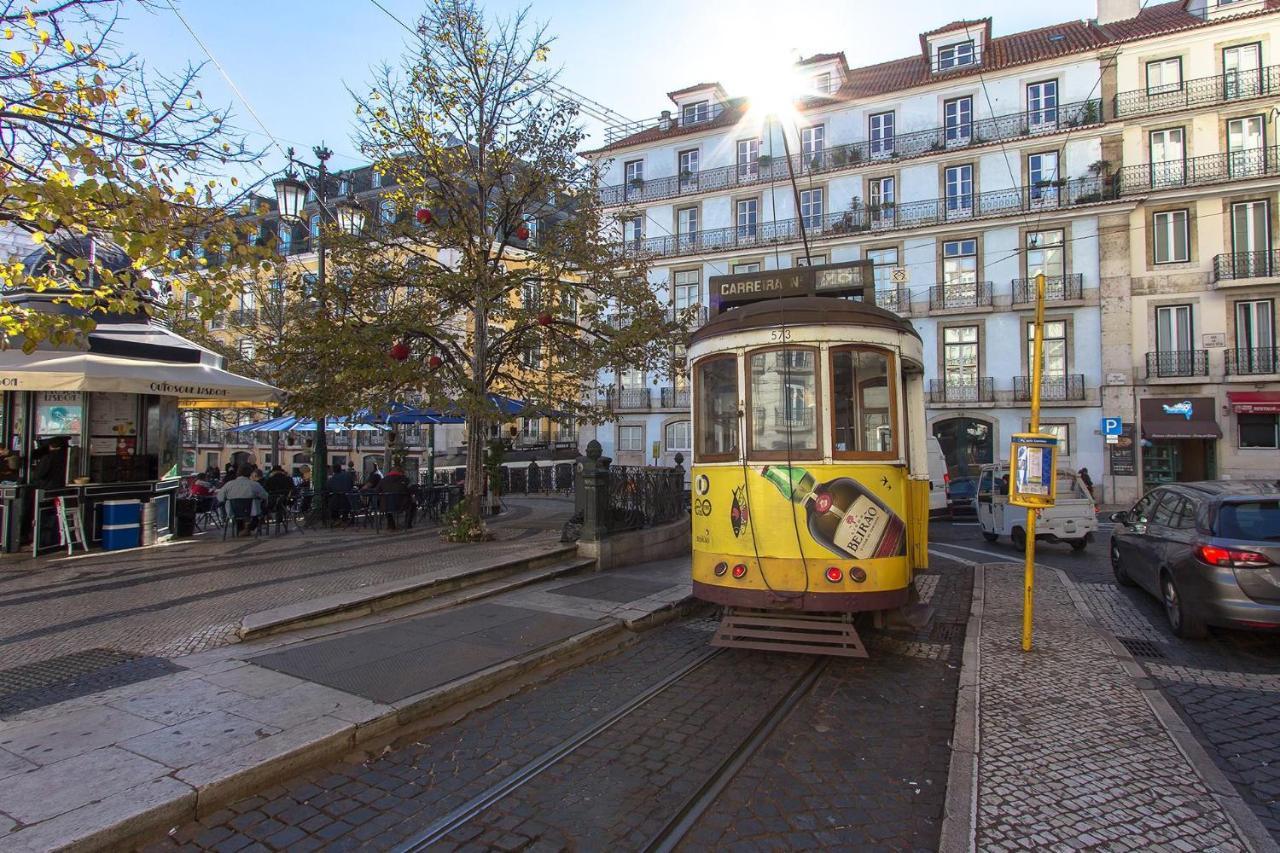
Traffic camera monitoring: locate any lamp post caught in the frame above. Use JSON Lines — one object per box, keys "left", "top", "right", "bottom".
{"left": 272, "top": 145, "right": 366, "bottom": 517}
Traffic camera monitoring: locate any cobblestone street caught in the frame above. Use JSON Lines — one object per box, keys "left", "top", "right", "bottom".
{"left": 138, "top": 551, "right": 972, "bottom": 851}
{"left": 929, "top": 519, "right": 1280, "bottom": 846}
{"left": 0, "top": 497, "right": 571, "bottom": 669}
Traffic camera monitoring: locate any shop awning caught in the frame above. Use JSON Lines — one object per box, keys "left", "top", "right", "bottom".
{"left": 1227, "top": 391, "right": 1280, "bottom": 414}
{"left": 0, "top": 350, "right": 280, "bottom": 403}
{"left": 1140, "top": 397, "right": 1222, "bottom": 439}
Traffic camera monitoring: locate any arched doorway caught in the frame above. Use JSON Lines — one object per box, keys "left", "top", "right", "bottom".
{"left": 932, "top": 417, "right": 994, "bottom": 480}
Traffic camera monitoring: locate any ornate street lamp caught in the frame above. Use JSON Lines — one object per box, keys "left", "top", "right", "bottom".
{"left": 272, "top": 171, "right": 308, "bottom": 223}
{"left": 335, "top": 197, "right": 367, "bottom": 237}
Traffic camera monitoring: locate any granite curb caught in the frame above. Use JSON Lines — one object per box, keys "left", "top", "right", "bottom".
{"left": 1054, "top": 567, "right": 1280, "bottom": 853}
{"left": 940, "top": 557, "right": 982, "bottom": 853}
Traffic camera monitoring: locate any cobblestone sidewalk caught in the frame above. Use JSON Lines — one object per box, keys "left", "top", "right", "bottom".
{"left": 957, "top": 563, "right": 1264, "bottom": 852}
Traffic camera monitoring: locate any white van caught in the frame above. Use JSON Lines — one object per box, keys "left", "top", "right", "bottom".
{"left": 927, "top": 437, "right": 948, "bottom": 517}
{"left": 974, "top": 463, "right": 1097, "bottom": 551}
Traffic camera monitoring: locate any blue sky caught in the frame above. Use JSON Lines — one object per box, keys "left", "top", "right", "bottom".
{"left": 116, "top": 0, "right": 1101, "bottom": 186}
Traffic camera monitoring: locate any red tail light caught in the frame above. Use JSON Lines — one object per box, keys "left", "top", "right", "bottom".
{"left": 713, "top": 561, "right": 728, "bottom": 576}
{"left": 1196, "top": 544, "right": 1273, "bottom": 568}
{"left": 943, "top": 472, "right": 951, "bottom": 485}
{"left": 731, "top": 563, "right": 748, "bottom": 579}
{"left": 825, "top": 566, "right": 843, "bottom": 583}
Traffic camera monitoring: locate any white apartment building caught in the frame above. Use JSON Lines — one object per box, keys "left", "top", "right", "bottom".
{"left": 585, "top": 0, "right": 1280, "bottom": 504}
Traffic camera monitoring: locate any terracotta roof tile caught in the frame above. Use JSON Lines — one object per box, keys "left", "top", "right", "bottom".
{"left": 665, "top": 81, "right": 724, "bottom": 99}
{"left": 592, "top": 1, "right": 1280, "bottom": 154}
{"left": 798, "top": 51, "right": 848, "bottom": 67}
{"left": 921, "top": 18, "right": 991, "bottom": 38}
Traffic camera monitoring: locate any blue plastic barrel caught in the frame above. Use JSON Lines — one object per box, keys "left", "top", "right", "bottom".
{"left": 101, "top": 499, "right": 141, "bottom": 550}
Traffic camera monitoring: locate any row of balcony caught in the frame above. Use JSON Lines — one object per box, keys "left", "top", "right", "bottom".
{"left": 1213, "top": 249, "right": 1280, "bottom": 282}
{"left": 927, "top": 375, "right": 1088, "bottom": 404}
{"left": 604, "top": 386, "right": 690, "bottom": 411}
{"left": 915, "top": 275, "right": 1086, "bottom": 311}
{"left": 1119, "top": 145, "right": 1280, "bottom": 195}
{"left": 617, "top": 176, "right": 1113, "bottom": 260}
{"left": 1114, "top": 65, "right": 1280, "bottom": 119}
{"left": 599, "top": 100, "right": 1103, "bottom": 207}
{"left": 1147, "top": 348, "right": 1280, "bottom": 378}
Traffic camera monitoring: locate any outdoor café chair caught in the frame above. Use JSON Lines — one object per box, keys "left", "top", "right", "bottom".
{"left": 221, "top": 498, "right": 261, "bottom": 540}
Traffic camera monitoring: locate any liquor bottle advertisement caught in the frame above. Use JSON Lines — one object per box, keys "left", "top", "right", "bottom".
{"left": 691, "top": 463, "right": 910, "bottom": 593}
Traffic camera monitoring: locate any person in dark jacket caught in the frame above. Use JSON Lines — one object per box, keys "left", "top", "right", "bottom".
{"left": 377, "top": 465, "right": 413, "bottom": 530}
{"left": 31, "top": 437, "right": 67, "bottom": 489}
{"left": 264, "top": 465, "right": 295, "bottom": 527}
{"left": 326, "top": 462, "right": 356, "bottom": 522}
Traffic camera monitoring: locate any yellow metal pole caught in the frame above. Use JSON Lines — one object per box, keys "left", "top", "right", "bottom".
{"left": 1022, "top": 272, "right": 1046, "bottom": 651}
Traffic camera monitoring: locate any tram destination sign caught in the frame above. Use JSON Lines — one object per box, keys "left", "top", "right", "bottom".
{"left": 708, "top": 260, "right": 874, "bottom": 316}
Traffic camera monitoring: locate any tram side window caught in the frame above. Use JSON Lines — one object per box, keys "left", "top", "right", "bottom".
{"left": 696, "top": 357, "right": 739, "bottom": 460}
{"left": 748, "top": 348, "right": 820, "bottom": 457}
{"left": 831, "top": 348, "right": 895, "bottom": 457}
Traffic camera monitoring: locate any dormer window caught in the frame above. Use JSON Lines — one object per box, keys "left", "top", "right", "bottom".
{"left": 937, "top": 40, "right": 976, "bottom": 71}
{"left": 682, "top": 101, "right": 710, "bottom": 125}
{"left": 813, "top": 73, "right": 832, "bottom": 94}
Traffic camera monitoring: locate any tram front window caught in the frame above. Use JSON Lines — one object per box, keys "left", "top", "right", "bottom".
{"left": 748, "top": 348, "right": 819, "bottom": 457}
{"left": 696, "top": 356, "right": 739, "bottom": 461}
{"left": 832, "top": 348, "right": 896, "bottom": 457}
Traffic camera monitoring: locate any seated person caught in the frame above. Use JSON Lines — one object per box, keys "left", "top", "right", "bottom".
{"left": 326, "top": 463, "right": 356, "bottom": 520}
{"left": 216, "top": 464, "right": 268, "bottom": 534}
{"left": 264, "top": 465, "right": 295, "bottom": 525}
{"left": 377, "top": 465, "right": 414, "bottom": 530}
{"left": 189, "top": 475, "right": 216, "bottom": 497}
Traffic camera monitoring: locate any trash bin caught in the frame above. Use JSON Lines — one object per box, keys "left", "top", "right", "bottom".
{"left": 101, "top": 499, "right": 141, "bottom": 550}
{"left": 174, "top": 498, "right": 196, "bottom": 538}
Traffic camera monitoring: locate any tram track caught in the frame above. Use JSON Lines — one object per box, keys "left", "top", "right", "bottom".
{"left": 391, "top": 642, "right": 829, "bottom": 853}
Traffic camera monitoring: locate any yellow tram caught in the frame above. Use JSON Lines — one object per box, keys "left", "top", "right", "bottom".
{"left": 688, "top": 263, "right": 930, "bottom": 654}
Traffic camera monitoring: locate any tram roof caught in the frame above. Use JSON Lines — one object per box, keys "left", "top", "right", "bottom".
{"left": 691, "top": 296, "right": 921, "bottom": 345}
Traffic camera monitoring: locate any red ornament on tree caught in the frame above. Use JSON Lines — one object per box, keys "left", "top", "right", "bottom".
{"left": 390, "top": 342, "right": 410, "bottom": 362}
{"left": 415, "top": 208, "right": 432, "bottom": 225}
{"left": 515, "top": 224, "right": 530, "bottom": 241}
{"left": 537, "top": 313, "right": 552, "bottom": 327}
{"left": 428, "top": 355, "right": 443, "bottom": 370}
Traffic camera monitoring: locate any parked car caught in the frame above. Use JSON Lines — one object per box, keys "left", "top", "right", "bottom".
{"left": 946, "top": 475, "right": 978, "bottom": 515}
{"left": 1110, "top": 481, "right": 1280, "bottom": 638}
{"left": 974, "top": 463, "right": 1096, "bottom": 551}
{"left": 927, "top": 437, "right": 948, "bottom": 518}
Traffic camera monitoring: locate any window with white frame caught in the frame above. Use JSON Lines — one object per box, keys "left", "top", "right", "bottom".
{"left": 812, "top": 72, "right": 832, "bottom": 94}
{"left": 665, "top": 420, "right": 691, "bottom": 451}
{"left": 945, "top": 165, "right": 973, "bottom": 212}
{"left": 733, "top": 262, "right": 761, "bottom": 274}
{"left": 521, "top": 342, "right": 542, "bottom": 369}
{"left": 1026, "top": 230, "right": 1065, "bottom": 280}
{"left": 1027, "top": 80, "right": 1058, "bottom": 126}
{"left": 869, "top": 176, "right": 895, "bottom": 221}
{"left": 237, "top": 338, "right": 255, "bottom": 360}
{"left": 337, "top": 177, "right": 350, "bottom": 196}
{"left": 277, "top": 221, "right": 292, "bottom": 250}
{"left": 943, "top": 326, "right": 979, "bottom": 386}
{"left": 618, "top": 424, "right": 643, "bottom": 452}
{"left": 870, "top": 111, "right": 895, "bottom": 156}
{"left": 558, "top": 418, "right": 576, "bottom": 441}
{"left": 1224, "top": 44, "right": 1262, "bottom": 100}
{"left": 673, "top": 269, "right": 700, "bottom": 310}
{"left": 370, "top": 171, "right": 381, "bottom": 188}
{"left": 681, "top": 101, "right": 709, "bottom": 125}
{"left": 943, "top": 238, "right": 978, "bottom": 284}
{"left": 1027, "top": 320, "right": 1068, "bottom": 379}
{"left": 1146, "top": 58, "right": 1182, "bottom": 94}
{"left": 677, "top": 206, "right": 699, "bottom": 240}
{"left": 623, "top": 216, "right": 644, "bottom": 246}
{"left": 801, "top": 125, "right": 825, "bottom": 165}
{"left": 560, "top": 288, "right": 578, "bottom": 321}
{"left": 937, "top": 40, "right": 975, "bottom": 70}
{"left": 1029, "top": 151, "right": 1060, "bottom": 201}
{"left": 1153, "top": 210, "right": 1190, "bottom": 263}
{"left": 678, "top": 149, "right": 699, "bottom": 183}
{"left": 522, "top": 215, "right": 538, "bottom": 243}
{"left": 736, "top": 139, "right": 760, "bottom": 178}
{"left": 1039, "top": 423, "right": 1071, "bottom": 456}
{"left": 799, "top": 188, "right": 824, "bottom": 228}
{"left": 944, "top": 97, "right": 972, "bottom": 142}
{"left": 309, "top": 214, "right": 321, "bottom": 238}
{"left": 380, "top": 199, "right": 396, "bottom": 224}
{"left": 796, "top": 254, "right": 827, "bottom": 267}
{"left": 520, "top": 417, "right": 541, "bottom": 440}
{"left": 736, "top": 198, "right": 758, "bottom": 237}
{"left": 868, "top": 247, "right": 900, "bottom": 308}
{"left": 624, "top": 160, "right": 643, "bottom": 198}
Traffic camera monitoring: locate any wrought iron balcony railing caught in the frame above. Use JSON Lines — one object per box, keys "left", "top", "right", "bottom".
{"left": 875, "top": 286, "right": 912, "bottom": 314}
{"left": 1225, "top": 347, "right": 1280, "bottom": 375}
{"left": 606, "top": 387, "right": 651, "bottom": 410}
{"left": 604, "top": 101, "right": 733, "bottom": 145}
{"left": 618, "top": 176, "right": 1113, "bottom": 260}
{"left": 1013, "top": 374, "right": 1086, "bottom": 401}
{"left": 929, "top": 281, "right": 993, "bottom": 311}
{"left": 1120, "top": 146, "right": 1280, "bottom": 195}
{"left": 1145, "top": 350, "right": 1209, "bottom": 378}
{"left": 1213, "top": 250, "right": 1280, "bottom": 281}
{"left": 1011, "top": 273, "right": 1084, "bottom": 304}
{"left": 928, "top": 377, "right": 995, "bottom": 404}
{"left": 598, "top": 99, "right": 1103, "bottom": 206}
{"left": 181, "top": 428, "right": 227, "bottom": 445}
{"left": 1115, "top": 65, "right": 1280, "bottom": 118}
{"left": 668, "top": 305, "right": 709, "bottom": 328}
{"left": 659, "top": 386, "right": 690, "bottom": 408}
{"left": 227, "top": 308, "right": 258, "bottom": 326}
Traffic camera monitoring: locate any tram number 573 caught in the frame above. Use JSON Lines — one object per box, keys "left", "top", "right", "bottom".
{"left": 769, "top": 329, "right": 792, "bottom": 342}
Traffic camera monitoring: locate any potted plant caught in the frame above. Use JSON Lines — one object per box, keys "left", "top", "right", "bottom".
{"left": 1088, "top": 159, "right": 1110, "bottom": 176}
{"left": 847, "top": 148, "right": 863, "bottom": 165}
{"left": 1051, "top": 177, "right": 1068, "bottom": 188}
{"left": 810, "top": 156, "right": 823, "bottom": 171}
{"left": 757, "top": 154, "right": 774, "bottom": 168}
{"left": 831, "top": 149, "right": 849, "bottom": 167}
{"left": 679, "top": 168, "right": 694, "bottom": 182}
{"left": 1083, "top": 100, "right": 1101, "bottom": 125}
{"left": 629, "top": 177, "right": 645, "bottom": 190}
{"left": 930, "top": 139, "right": 945, "bottom": 152}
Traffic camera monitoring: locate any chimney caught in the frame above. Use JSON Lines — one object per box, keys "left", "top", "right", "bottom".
{"left": 1096, "top": 0, "right": 1140, "bottom": 25}
{"left": 658, "top": 110, "right": 672, "bottom": 131}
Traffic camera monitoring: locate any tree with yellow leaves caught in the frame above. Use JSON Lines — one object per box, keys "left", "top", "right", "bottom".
{"left": 0, "top": 0, "right": 267, "bottom": 350}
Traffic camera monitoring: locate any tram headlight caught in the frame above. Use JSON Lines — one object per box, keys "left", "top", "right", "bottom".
{"left": 824, "top": 566, "right": 843, "bottom": 583}
{"left": 713, "top": 561, "right": 729, "bottom": 577}
{"left": 731, "top": 563, "right": 748, "bottom": 579}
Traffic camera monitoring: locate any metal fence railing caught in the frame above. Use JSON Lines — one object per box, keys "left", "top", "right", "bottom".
{"left": 606, "top": 464, "right": 685, "bottom": 532}
{"left": 1145, "top": 350, "right": 1209, "bottom": 378}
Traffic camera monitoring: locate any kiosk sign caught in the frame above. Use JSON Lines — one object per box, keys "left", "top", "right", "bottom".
{"left": 1009, "top": 432, "right": 1058, "bottom": 509}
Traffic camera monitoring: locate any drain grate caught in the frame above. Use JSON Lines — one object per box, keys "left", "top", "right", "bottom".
{"left": 1116, "top": 636, "right": 1166, "bottom": 660}
{"left": 0, "top": 649, "right": 183, "bottom": 717}
{"left": 929, "top": 621, "right": 965, "bottom": 643}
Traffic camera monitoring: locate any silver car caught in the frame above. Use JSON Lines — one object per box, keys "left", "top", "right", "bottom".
{"left": 1110, "top": 481, "right": 1280, "bottom": 638}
